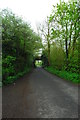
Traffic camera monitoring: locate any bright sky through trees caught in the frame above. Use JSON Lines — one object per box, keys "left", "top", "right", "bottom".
{"left": 0, "top": 0, "right": 68, "bottom": 32}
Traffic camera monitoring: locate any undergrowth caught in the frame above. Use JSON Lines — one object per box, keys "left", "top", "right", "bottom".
{"left": 45, "top": 66, "right": 80, "bottom": 83}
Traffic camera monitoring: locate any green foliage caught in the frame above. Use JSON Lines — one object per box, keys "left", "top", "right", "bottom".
{"left": 35, "top": 60, "right": 42, "bottom": 67}
{"left": 45, "top": 66, "right": 80, "bottom": 83}
{"left": 1, "top": 9, "right": 42, "bottom": 85}
{"left": 68, "top": 49, "right": 79, "bottom": 73}
{"left": 2, "top": 56, "right": 16, "bottom": 82}
{"left": 50, "top": 44, "right": 64, "bottom": 70}
{"left": 43, "top": 0, "right": 79, "bottom": 75}
{"left": 41, "top": 49, "right": 49, "bottom": 67}
{"left": 3, "top": 67, "right": 31, "bottom": 85}
{"left": 1, "top": 0, "right": 80, "bottom": 85}
{"left": 43, "top": 0, "right": 80, "bottom": 83}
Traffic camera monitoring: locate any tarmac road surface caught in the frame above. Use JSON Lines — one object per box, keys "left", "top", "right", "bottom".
{"left": 2, "top": 67, "right": 79, "bottom": 118}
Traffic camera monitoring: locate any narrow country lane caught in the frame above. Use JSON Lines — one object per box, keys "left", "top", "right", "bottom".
{"left": 3, "top": 68, "right": 78, "bottom": 118}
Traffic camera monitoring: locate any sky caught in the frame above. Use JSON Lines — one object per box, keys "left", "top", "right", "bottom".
{"left": 0, "top": 0, "right": 68, "bottom": 33}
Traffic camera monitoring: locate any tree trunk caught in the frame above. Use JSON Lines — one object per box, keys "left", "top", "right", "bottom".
{"left": 24, "top": 39, "right": 26, "bottom": 51}
{"left": 78, "top": 38, "right": 80, "bottom": 74}
{"left": 65, "top": 23, "right": 68, "bottom": 60}
{"left": 68, "top": 22, "right": 72, "bottom": 55}
{"left": 65, "top": 23, "right": 68, "bottom": 69}
{"left": 47, "top": 22, "right": 50, "bottom": 66}
{"left": 48, "top": 40, "right": 50, "bottom": 66}
{"left": 72, "top": 22, "right": 76, "bottom": 57}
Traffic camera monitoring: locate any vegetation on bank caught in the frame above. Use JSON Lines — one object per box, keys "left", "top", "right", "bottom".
{"left": 3, "top": 66, "right": 31, "bottom": 85}
{"left": 1, "top": 0, "right": 80, "bottom": 85}
{"left": 1, "top": 9, "right": 42, "bottom": 85}
{"left": 45, "top": 66, "right": 80, "bottom": 83}
{"left": 39, "top": 0, "right": 80, "bottom": 83}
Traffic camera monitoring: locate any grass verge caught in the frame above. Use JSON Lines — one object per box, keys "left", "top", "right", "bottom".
{"left": 45, "top": 66, "right": 80, "bottom": 84}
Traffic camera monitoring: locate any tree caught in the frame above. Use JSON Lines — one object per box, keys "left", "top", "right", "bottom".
{"left": 1, "top": 9, "right": 42, "bottom": 84}
{"left": 37, "top": 17, "right": 52, "bottom": 66}
{"left": 49, "top": 0, "right": 79, "bottom": 72}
